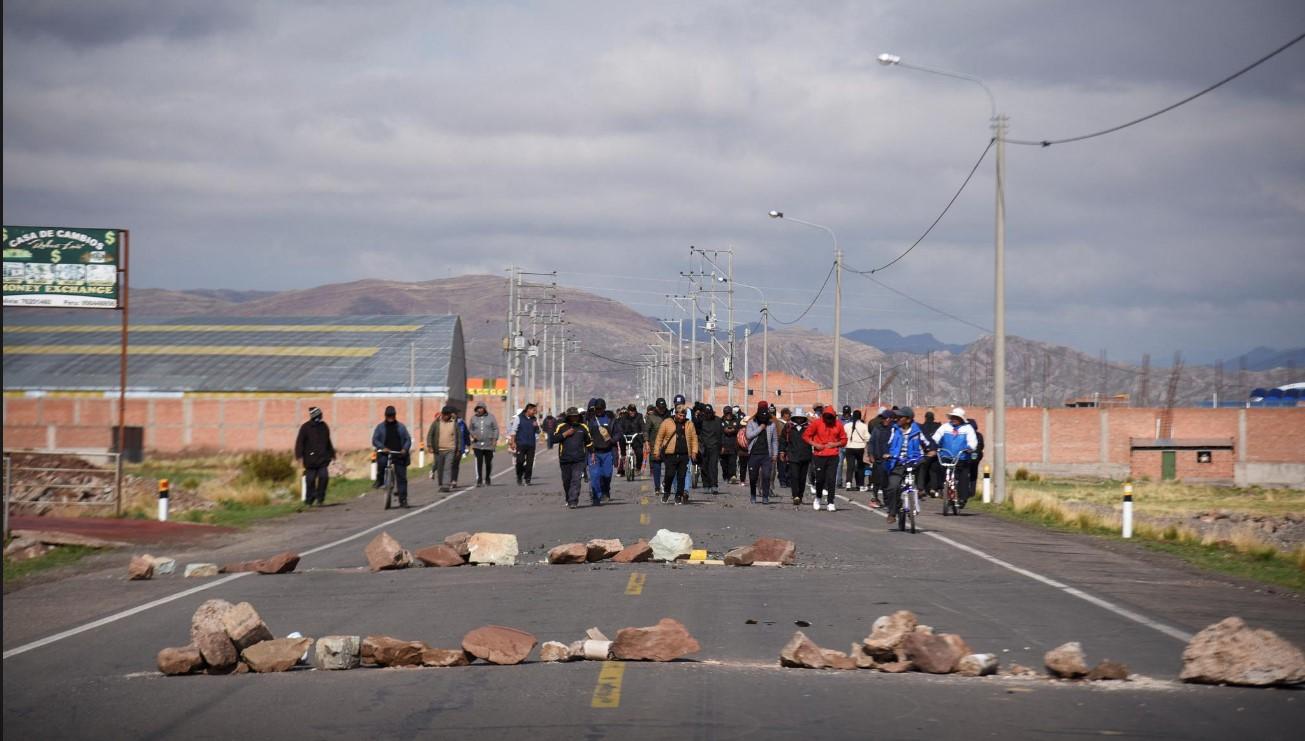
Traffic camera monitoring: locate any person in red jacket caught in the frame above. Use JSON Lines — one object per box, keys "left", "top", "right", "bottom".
{"left": 802, "top": 407, "right": 847, "bottom": 511}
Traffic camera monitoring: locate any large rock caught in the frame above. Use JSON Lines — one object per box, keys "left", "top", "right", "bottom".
{"left": 361, "top": 636, "right": 427, "bottom": 667}
{"left": 257, "top": 551, "right": 301, "bottom": 574}
{"left": 863, "top": 610, "right": 919, "bottom": 659}
{"left": 723, "top": 546, "right": 756, "bottom": 567}
{"left": 365, "top": 532, "right": 412, "bottom": 571}
{"left": 467, "top": 533, "right": 519, "bottom": 566}
{"left": 539, "top": 641, "right": 572, "bottom": 662}
{"left": 242, "top": 637, "right": 312, "bottom": 673}
{"left": 184, "top": 563, "right": 219, "bottom": 578}
{"left": 957, "top": 653, "right": 1000, "bottom": 677}
{"left": 878, "top": 660, "right": 914, "bottom": 673}
{"left": 612, "top": 618, "right": 700, "bottom": 662}
{"left": 780, "top": 631, "right": 829, "bottom": 669}
{"left": 852, "top": 643, "right": 877, "bottom": 669}
{"left": 415, "top": 544, "right": 465, "bottom": 567}
{"left": 1087, "top": 659, "right": 1130, "bottom": 681}
{"left": 421, "top": 647, "right": 474, "bottom": 667}
{"left": 444, "top": 532, "right": 472, "bottom": 560}
{"left": 462, "top": 625, "right": 537, "bottom": 665}
{"left": 820, "top": 649, "right": 858, "bottom": 670}
{"left": 313, "top": 635, "right": 361, "bottom": 670}
{"left": 586, "top": 539, "right": 624, "bottom": 562}
{"left": 190, "top": 599, "right": 234, "bottom": 641}
{"left": 195, "top": 631, "right": 238, "bottom": 671}
{"left": 547, "top": 543, "right": 589, "bottom": 564}
{"left": 128, "top": 555, "right": 155, "bottom": 580}
{"left": 649, "top": 529, "right": 693, "bottom": 562}
{"left": 901, "top": 632, "right": 967, "bottom": 674}
{"left": 750, "top": 537, "right": 796, "bottom": 565}
{"left": 613, "top": 540, "right": 653, "bottom": 563}
{"left": 147, "top": 556, "right": 177, "bottom": 575}
{"left": 1045, "top": 642, "right": 1089, "bottom": 679}
{"left": 157, "top": 645, "right": 204, "bottom": 675}
{"left": 221, "top": 602, "right": 274, "bottom": 651}
{"left": 1180, "top": 617, "right": 1305, "bottom": 687}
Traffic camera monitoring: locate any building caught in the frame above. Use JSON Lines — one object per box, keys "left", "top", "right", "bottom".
{"left": 2, "top": 314, "right": 466, "bottom": 453}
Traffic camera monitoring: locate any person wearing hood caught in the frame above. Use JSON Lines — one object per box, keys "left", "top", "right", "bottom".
{"left": 781, "top": 408, "right": 814, "bottom": 506}
{"left": 294, "top": 406, "right": 335, "bottom": 506}
{"left": 696, "top": 404, "right": 723, "bottom": 494}
{"left": 719, "top": 407, "right": 740, "bottom": 485}
{"left": 371, "top": 405, "right": 412, "bottom": 507}
{"left": 745, "top": 401, "right": 778, "bottom": 504}
{"left": 552, "top": 407, "right": 593, "bottom": 509}
{"left": 645, "top": 398, "right": 670, "bottom": 494}
{"left": 468, "top": 402, "right": 499, "bottom": 487}
{"left": 426, "top": 404, "right": 466, "bottom": 493}
{"left": 868, "top": 408, "right": 895, "bottom": 506}
{"left": 802, "top": 405, "right": 848, "bottom": 511}
{"left": 919, "top": 410, "right": 943, "bottom": 498}
{"left": 775, "top": 408, "right": 793, "bottom": 490}
{"left": 614, "top": 404, "right": 645, "bottom": 478}
{"left": 507, "top": 403, "right": 540, "bottom": 485}
{"left": 585, "top": 398, "right": 617, "bottom": 504}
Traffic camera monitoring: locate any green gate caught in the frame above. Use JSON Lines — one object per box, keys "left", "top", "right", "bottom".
{"left": 1161, "top": 450, "right": 1176, "bottom": 480}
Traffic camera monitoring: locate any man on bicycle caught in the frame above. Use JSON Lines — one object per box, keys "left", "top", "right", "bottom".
{"left": 932, "top": 407, "right": 978, "bottom": 508}
{"left": 371, "top": 405, "right": 413, "bottom": 508}
{"left": 614, "top": 405, "right": 644, "bottom": 478}
{"left": 884, "top": 406, "right": 929, "bottom": 530}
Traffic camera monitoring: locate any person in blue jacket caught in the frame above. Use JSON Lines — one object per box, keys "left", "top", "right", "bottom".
{"left": 372, "top": 405, "right": 412, "bottom": 507}
{"left": 884, "top": 406, "right": 932, "bottom": 527}
{"left": 585, "top": 398, "right": 618, "bottom": 504}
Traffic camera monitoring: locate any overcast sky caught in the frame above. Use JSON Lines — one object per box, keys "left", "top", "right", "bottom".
{"left": 4, "top": 1, "right": 1303, "bottom": 364}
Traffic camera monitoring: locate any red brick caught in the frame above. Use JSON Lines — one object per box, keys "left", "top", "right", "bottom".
{"left": 41, "top": 399, "right": 77, "bottom": 425}
{"left": 3, "top": 426, "right": 46, "bottom": 448}
{"left": 1048, "top": 409, "right": 1099, "bottom": 463}
{"left": 1245, "top": 408, "right": 1305, "bottom": 463}
{"left": 4, "top": 399, "right": 41, "bottom": 426}
{"left": 151, "top": 399, "right": 186, "bottom": 426}
{"left": 57, "top": 426, "right": 112, "bottom": 449}
{"left": 77, "top": 400, "right": 114, "bottom": 426}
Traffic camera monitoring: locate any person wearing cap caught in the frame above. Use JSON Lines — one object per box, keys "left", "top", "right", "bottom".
{"left": 802, "top": 404, "right": 848, "bottom": 511}
{"left": 426, "top": 404, "right": 464, "bottom": 493}
{"left": 781, "top": 407, "right": 814, "bottom": 506}
{"left": 919, "top": 410, "right": 942, "bottom": 498}
{"left": 652, "top": 405, "right": 698, "bottom": 504}
{"left": 645, "top": 398, "right": 671, "bottom": 494}
{"left": 372, "top": 405, "right": 413, "bottom": 506}
{"left": 696, "top": 403, "right": 723, "bottom": 494}
{"left": 614, "top": 404, "right": 645, "bottom": 478}
{"left": 868, "top": 409, "right": 895, "bottom": 506}
{"left": 506, "top": 403, "right": 541, "bottom": 485}
{"left": 884, "top": 406, "right": 930, "bottom": 528}
{"left": 745, "top": 401, "right": 778, "bottom": 504}
{"left": 843, "top": 410, "right": 871, "bottom": 492}
{"left": 468, "top": 402, "right": 499, "bottom": 487}
{"left": 294, "top": 405, "right": 335, "bottom": 506}
{"left": 552, "top": 407, "right": 593, "bottom": 508}
{"left": 720, "top": 406, "right": 740, "bottom": 485}
{"left": 932, "top": 407, "right": 979, "bottom": 507}
{"left": 585, "top": 398, "right": 618, "bottom": 505}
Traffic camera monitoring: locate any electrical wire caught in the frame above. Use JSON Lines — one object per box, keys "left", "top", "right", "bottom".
{"left": 1008, "top": 30, "right": 1305, "bottom": 147}
{"left": 843, "top": 263, "right": 993, "bottom": 334}
{"left": 849, "top": 138, "right": 994, "bottom": 274}
{"left": 579, "top": 348, "right": 645, "bottom": 367}
{"left": 769, "top": 261, "right": 836, "bottom": 326}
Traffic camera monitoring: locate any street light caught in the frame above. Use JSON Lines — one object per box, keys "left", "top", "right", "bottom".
{"left": 769, "top": 210, "right": 842, "bottom": 410}
{"left": 878, "top": 51, "right": 1007, "bottom": 504}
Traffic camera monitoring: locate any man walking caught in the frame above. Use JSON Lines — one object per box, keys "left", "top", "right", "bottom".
{"left": 468, "top": 402, "right": 499, "bottom": 486}
{"left": 843, "top": 410, "right": 871, "bottom": 492}
{"left": 802, "top": 405, "right": 847, "bottom": 511}
{"left": 720, "top": 407, "right": 740, "bottom": 485}
{"left": 552, "top": 407, "right": 592, "bottom": 509}
{"left": 371, "top": 405, "right": 412, "bottom": 507}
{"left": 507, "top": 403, "right": 541, "bottom": 485}
{"left": 782, "top": 408, "right": 813, "bottom": 506}
{"left": 294, "top": 406, "right": 335, "bottom": 506}
{"left": 426, "top": 404, "right": 464, "bottom": 493}
{"left": 745, "top": 401, "right": 778, "bottom": 504}
{"left": 776, "top": 408, "right": 792, "bottom": 490}
{"left": 645, "top": 398, "right": 670, "bottom": 494}
{"left": 652, "top": 405, "right": 698, "bottom": 504}
{"left": 696, "top": 404, "right": 723, "bottom": 494}
{"left": 919, "top": 410, "right": 942, "bottom": 497}
{"left": 584, "top": 398, "right": 617, "bottom": 504}
{"left": 869, "top": 409, "right": 895, "bottom": 506}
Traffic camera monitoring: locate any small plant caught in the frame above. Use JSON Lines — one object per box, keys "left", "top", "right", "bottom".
{"left": 239, "top": 452, "right": 295, "bottom": 483}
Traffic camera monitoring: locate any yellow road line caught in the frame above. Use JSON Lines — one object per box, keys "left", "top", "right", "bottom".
{"left": 639, "top": 496, "right": 649, "bottom": 505}
{"left": 4, "top": 324, "right": 421, "bottom": 333}
{"left": 3, "top": 344, "right": 377, "bottom": 358}
{"left": 590, "top": 661, "right": 626, "bottom": 708}
{"left": 639, "top": 512, "right": 650, "bottom": 525}
{"left": 624, "top": 572, "right": 646, "bottom": 595}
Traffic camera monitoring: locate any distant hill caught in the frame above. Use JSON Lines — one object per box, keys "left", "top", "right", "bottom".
{"left": 842, "top": 328, "right": 969, "bottom": 355}
{"left": 1228, "top": 347, "right": 1305, "bottom": 373}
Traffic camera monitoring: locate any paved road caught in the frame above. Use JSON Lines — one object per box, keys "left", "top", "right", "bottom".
{"left": 4, "top": 450, "right": 1303, "bottom": 739}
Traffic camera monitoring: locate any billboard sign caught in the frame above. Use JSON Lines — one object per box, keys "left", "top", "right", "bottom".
{"left": 3, "top": 225, "right": 121, "bottom": 308}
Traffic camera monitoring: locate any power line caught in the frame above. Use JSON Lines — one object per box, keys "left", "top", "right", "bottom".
{"left": 1008, "top": 30, "right": 1305, "bottom": 147}
{"left": 844, "top": 264, "right": 993, "bottom": 334}
{"left": 769, "top": 261, "right": 836, "bottom": 326}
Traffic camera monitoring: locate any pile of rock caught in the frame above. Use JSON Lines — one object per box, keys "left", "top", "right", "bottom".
{"left": 1043, "top": 642, "right": 1130, "bottom": 680}
{"left": 723, "top": 537, "right": 796, "bottom": 566}
{"left": 546, "top": 538, "right": 654, "bottom": 564}
{"left": 129, "top": 551, "right": 298, "bottom": 581}
{"left": 537, "top": 619, "right": 700, "bottom": 663}
{"left": 157, "top": 599, "right": 310, "bottom": 675}
{"left": 364, "top": 531, "right": 519, "bottom": 570}
{"left": 1179, "top": 616, "right": 1305, "bottom": 687}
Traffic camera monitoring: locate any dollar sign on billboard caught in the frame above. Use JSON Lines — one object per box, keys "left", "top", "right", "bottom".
{"left": 50, "top": 249, "right": 62, "bottom": 264}
{"left": 105, "top": 231, "right": 116, "bottom": 246}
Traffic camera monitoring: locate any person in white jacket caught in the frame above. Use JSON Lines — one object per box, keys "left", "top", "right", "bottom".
{"left": 843, "top": 410, "right": 872, "bottom": 491}
{"left": 932, "top": 407, "right": 979, "bottom": 506}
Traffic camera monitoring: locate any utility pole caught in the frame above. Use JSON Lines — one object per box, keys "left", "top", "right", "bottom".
{"left": 992, "top": 112, "right": 1008, "bottom": 503}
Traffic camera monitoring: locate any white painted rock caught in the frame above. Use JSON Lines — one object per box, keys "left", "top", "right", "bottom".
{"left": 148, "top": 556, "right": 177, "bottom": 575}
{"left": 313, "top": 635, "right": 362, "bottom": 670}
{"left": 649, "top": 529, "right": 693, "bottom": 562}
{"left": 957, "top": 653, "right": 1000, "bottom": 677}
{"left": 467, "top": 533, "right": 519, "bottom": 566}
{"left": 184, "top": 563, "right": 219, "bottom": 578}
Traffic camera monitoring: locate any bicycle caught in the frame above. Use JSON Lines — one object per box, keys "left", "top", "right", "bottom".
{"left": 377, "top": 448, "right": 400, "bottom": 510}
{"left": 938, "top": 449, "right": 972, "bottom": 517}
{"left": 621, "top": 434, "right": 642, "bottom": 482}
{"left": 894, "top": 464, "right": 921, "bottom": 534}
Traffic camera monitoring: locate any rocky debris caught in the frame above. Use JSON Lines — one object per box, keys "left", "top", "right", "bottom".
{"left": 1044, "top": 642, "right": 1090, "bottom": 679}
{"left": 851, "top": 644, "right": 877, "bottom": 669}
{"left": 613, "top": 540, "right": 653, "bottom": 563}
{"left": 191, "top": 599, "right": 234, "bottom": 639}
{"left": 361, "top": 636, "right": 426, "bottom": 667}
{"left": 462, "top": 625, "right": 537, "bottom": 665}
{"left": 612, "top": 618, "right": 700, "bottom": 662}
{"left": 444, "top": 532, "right": 472, "bottom": 560}
{"left": 913, "top": 625, "right": 934, "bottom": 635}
{"left": 467, "top": 533, "right": 519, "bottom": 566}
{"left": 878, "top": 660, "right": 913, "bottom": 673}
{"left": 586, "top": 538, "right": 623, "bottom": 562}
{"left": 4, "top": 537, "right": 52, "bottom": 561}
{"left": 539, "top": 641, "right": 572, "bottom": 662}
{"left": 128, "top": 555, "right": 155, "bottom": 580}
{"left": 313, "top": 636, "right": 362, "bottom": 670}
{"left": 414, "top": 544, "right": 465, "bottom": 567}
{"left": 1180, "top": 616, "right": 1305, "bottom": 687}
{"left": 157, "top": 645, "right": 204, "bottom": 675}
{"left": 221, "top": 602, "right": 274, "bottom": 651}
{"left": 194, "top": 631, "right": 239, "bottom": 672}
{"left": 364, "top": 532, "right": 412, "bottom": 571}
{"left": 901, "top": 632, "right": 968, "bottom": 674}
{"left": 649, "top": 529, "right": 693, "bottom": 562}
{"left": 863, "top": 610, "right": 918, "bottom": 660}
{"left": 723, "top": 545, "right": 756, "bottom": 567}
{"left": 957, "top": 653, "right": 1000, "bottom": 677}
{"left": 547, "top": 543, "right": 589, "bottom": 564}
{"left": 1087, "top": 659, "right": 1130, "bottom": 681}
{"left": 242, "top": 637, "right": 312, "bottom": 673}
{"left": 568, "top": 640, "right": 586, "bottom": 659}
{"left": 183, "top": 563, "right": 219, "bottom": 578}
{"left": 147, "top": 556, "right": 177, "bottom": 575}
{"left": 820, "top": 649, "right": 858, "bottom": 670}
{"left": 750, "top": 537, "right": 796, "bottom": 565}
{"left": 581, "top": 640, "right": 613, "bottom": 660}
{"left": 586, "top": 627, "right": 610, "bottom": 641}
{"left": 255, "top": 551, "right": 301, "bottom": 574}
{"left": 1005, "top": 663, "right": 1039, "bottom": 677}
{"left": 421, "top": 647, "right": 473, "bottom": 667}
{"left": 780, "top": 631, "right": 830, "bottom": 669}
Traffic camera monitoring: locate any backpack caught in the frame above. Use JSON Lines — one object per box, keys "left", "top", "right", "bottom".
{"left": 736, "top": 427, "right": 748, "bottom": 450}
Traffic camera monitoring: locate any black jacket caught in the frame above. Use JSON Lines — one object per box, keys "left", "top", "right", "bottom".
{"left": 697, "top": 416, "right": 724, "bottom": 451}
{"left": 720, "top": 417, "right": 740, "bottom": 456}
{"left": 869, "top": 420, "right": 894, "bottom": 460}
{"left": 784, "top": 418, "right": 814, "bottom": 463}
{"left": 552, "top": 420, "right": 593, "bottom": 464}
{"left": 295, "top": 420, "right": 335, "bottom": 469}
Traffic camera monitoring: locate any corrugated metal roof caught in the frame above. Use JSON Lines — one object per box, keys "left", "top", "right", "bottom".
{"left": 2, "top": 315, "right": 464, "bottom": 393}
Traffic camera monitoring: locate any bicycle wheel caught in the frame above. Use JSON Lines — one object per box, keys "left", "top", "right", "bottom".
{"left": 384, "top": 465, "right": 395, "bottom": 510}
{"left": 897, "top": 504, "right": 907, "bottom": 531}
{"left": 909, "top": 509, "right": 917, "bottom": 534}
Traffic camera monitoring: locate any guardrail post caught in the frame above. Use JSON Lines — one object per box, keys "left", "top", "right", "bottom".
{"left": 981, "top": 464, "right": 992, "bottom": 503}
{"left": 1121, "top": 483, "right": 1134, "bottom": 538}
{"left": 158, "top": 479, "right": 170, "bottom": 522}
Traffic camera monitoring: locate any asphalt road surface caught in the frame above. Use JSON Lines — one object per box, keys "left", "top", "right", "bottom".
{"left": 4, "top": 450, "right": 1303, "bottom": 739}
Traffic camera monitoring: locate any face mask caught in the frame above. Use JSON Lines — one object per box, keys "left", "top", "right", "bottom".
{"left": 823, "top": 413, "right": 837, "bottom": 425}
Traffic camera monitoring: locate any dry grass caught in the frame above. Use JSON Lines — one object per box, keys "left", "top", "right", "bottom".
{"left": 1012, "top": 479, "right": 1304, "bottom": 518}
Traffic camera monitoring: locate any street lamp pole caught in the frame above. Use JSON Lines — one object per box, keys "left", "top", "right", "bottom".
{"left": 770, "top": 211, "right": 841, "bottom": 409}
{"left": 878, "top": 52, "right": 1007, "bottom": 504}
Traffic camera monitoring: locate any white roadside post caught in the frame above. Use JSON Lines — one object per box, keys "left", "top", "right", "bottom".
{"left": 418, "top": 444, "right": 426, "bottom": 469}
{"left": 370, "top": 451, "right": 378, "bottom": 483}
{"left": 157, "top": 479, "right": 170, "bottom": 522}
{"left": 982, "top": 464, "right": 992, "bottom": 503}
{"left": 1122, "top": 483, "right": 1135, "bottom": 538}
{"left": 300, "top": 474, "right": 308, "bottom": 502}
